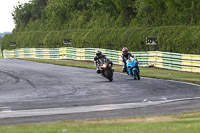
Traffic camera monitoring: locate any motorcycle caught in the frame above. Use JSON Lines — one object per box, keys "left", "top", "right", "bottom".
{"left": 97, "top": 60, "right": 114, "bottom": 81}
{"left": 126, "top": 58, "right": 140, "bottom": 80}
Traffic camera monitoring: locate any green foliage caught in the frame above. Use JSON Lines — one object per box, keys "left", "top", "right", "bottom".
{"left": 0, "top": 36, "right": 2, "bottom": 45}
{"left": 12, "top": 0, "right": 138, "bottom": 31}
{"left": 2, "top": 26, "right": 200, "bottom": 54}
{"left": 12, "top": 0, "right": 200, "bottom": 31}
{"left": 135, "top": 0, "right": 200, "bottom": 26}
{"left": 12, "top": 0, "right": 47, "bottom": 31}
{"left": 5, "top": 0, "right": 200, "bottom": 54}
{"left": 0, "top": 32, "right": 11, "bottom": 49}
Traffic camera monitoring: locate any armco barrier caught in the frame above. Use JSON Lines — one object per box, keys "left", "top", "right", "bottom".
{"left": 2, "top": 47, "right": 200, "bottom": 73}
{"left": 181, "top": 54, "right": 200, "bottom": 73}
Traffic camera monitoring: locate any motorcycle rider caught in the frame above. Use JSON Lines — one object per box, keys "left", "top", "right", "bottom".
{"left": 121, "top": 47, "right": 137, "bottom": 72}
{"left": 94, "top": 50, "right": 113, "bottom": 74}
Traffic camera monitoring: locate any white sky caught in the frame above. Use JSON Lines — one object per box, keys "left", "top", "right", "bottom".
{"left": 0, "top": 0, "right": 30, "bottom": 33}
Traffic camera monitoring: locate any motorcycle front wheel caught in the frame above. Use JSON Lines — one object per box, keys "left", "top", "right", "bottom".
{"left": 134, "top": 69, "right": 140, "bottom": 80}
{"left": 104, "top": 68, "right": 113, "bottom": 82}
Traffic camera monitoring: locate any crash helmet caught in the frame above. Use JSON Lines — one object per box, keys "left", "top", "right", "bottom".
{"left": 122, "top": 47, "right": 128, "bottom": 55}
{"left": 96, "top": 50, "right": 102, "bottom": 57}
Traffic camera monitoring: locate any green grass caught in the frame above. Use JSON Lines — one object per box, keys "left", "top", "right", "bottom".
{"left": 1, "top": 112, "right": 200, "bottom": 133}
{"left": 20, "top": 58, "right": 200, "bottom": 84}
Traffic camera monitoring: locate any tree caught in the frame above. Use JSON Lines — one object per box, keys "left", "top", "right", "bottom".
{"left": 12, "top": 2, "right": 32, "bottom": 25}
{"left": 30, "top": 0, "right": 48, "bottom": 20}
{"left": 12, "top": 0, "right": 48, "bottom": 26}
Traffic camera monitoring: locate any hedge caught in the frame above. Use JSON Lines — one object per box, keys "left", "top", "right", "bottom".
{"left": 1, "top": 26, "right": 200, "bottom": 54}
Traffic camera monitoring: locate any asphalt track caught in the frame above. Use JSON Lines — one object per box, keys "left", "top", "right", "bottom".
{"left": 0, "top": 59, "right": 200, "bottom": 125}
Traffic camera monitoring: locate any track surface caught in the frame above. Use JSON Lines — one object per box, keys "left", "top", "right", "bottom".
{"left": 0, "top": 59, "right": 200, "bottom": 125}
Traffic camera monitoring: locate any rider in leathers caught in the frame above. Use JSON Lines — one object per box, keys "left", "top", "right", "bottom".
{"left": 121, "top": 47, "right": 137, "bottom": 73}
{"left": 94, "top": 50, "right": 113, "bottom": 74}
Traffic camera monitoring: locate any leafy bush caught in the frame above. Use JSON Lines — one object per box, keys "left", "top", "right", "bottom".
{"left": 2, "top": 26, "right": 200, "bottom": 54}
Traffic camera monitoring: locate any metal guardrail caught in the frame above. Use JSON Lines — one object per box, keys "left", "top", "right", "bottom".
{"left": 3, "top": 47, "right": 200, "bottom": 73}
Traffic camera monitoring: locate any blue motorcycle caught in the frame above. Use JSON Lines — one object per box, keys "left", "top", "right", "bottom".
{"left": 126, "top": 58, "right": 140, "bottom": 80}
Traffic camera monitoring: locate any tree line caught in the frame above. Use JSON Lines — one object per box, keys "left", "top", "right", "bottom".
{"left": 12, "top": 0, "right": 200, "bottom": 32}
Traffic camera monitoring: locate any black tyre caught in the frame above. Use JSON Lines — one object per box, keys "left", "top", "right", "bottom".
{"left": 136, "top": 70, "right": 140, "bottom": 80}
{"left": 109, "top": 77, "right": 113, "bottom": 82}
{"left": 137, "top": 73, "right": 140, "bottom": 80}
{"left": 108, "top": 69, "right": 113, "bottom": 82}
{"left": 134, "top": 69, "right": 140, "bottom": 80}
{"left": 105, "top": 68, "right": 113, "bottom": 82}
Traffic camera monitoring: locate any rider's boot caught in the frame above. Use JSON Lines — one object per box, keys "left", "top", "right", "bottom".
{"left": 96, "top": 68, "right": 101, "bottom": 74}
{"left": 127, "top": 71, "right": 129, "bottom": 75}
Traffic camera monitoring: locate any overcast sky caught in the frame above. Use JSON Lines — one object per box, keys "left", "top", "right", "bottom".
{"left": 0, "top": 0, "right": 30, "bottom": 33}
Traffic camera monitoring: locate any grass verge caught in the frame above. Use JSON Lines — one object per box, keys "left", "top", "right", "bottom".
{"left": 1, "top": 111, "right": 200, "bottom": 133}
{"left": 20, "top": 58, "right": 200, "bottom": 84}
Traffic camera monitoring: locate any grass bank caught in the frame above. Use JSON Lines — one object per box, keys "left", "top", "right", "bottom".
{"left": 21, "top": 58, "right": 200, "bottom": 84}
{"left": 1, "top": 111, "right": 200, "bottom": 133}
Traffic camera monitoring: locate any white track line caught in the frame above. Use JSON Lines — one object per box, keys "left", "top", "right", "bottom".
{"left": 116, "top": 72, "right": 200, "bottom": 87}
{"left": 1, "top": 97, "right": 200, "bottom": 119}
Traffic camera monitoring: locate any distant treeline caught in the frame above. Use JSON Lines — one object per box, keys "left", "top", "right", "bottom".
{"left": 2, "top": 0, "right": 200, "bottom": 54}
{"left": 0, "top": 32, "right": 11, "bottom": 37}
